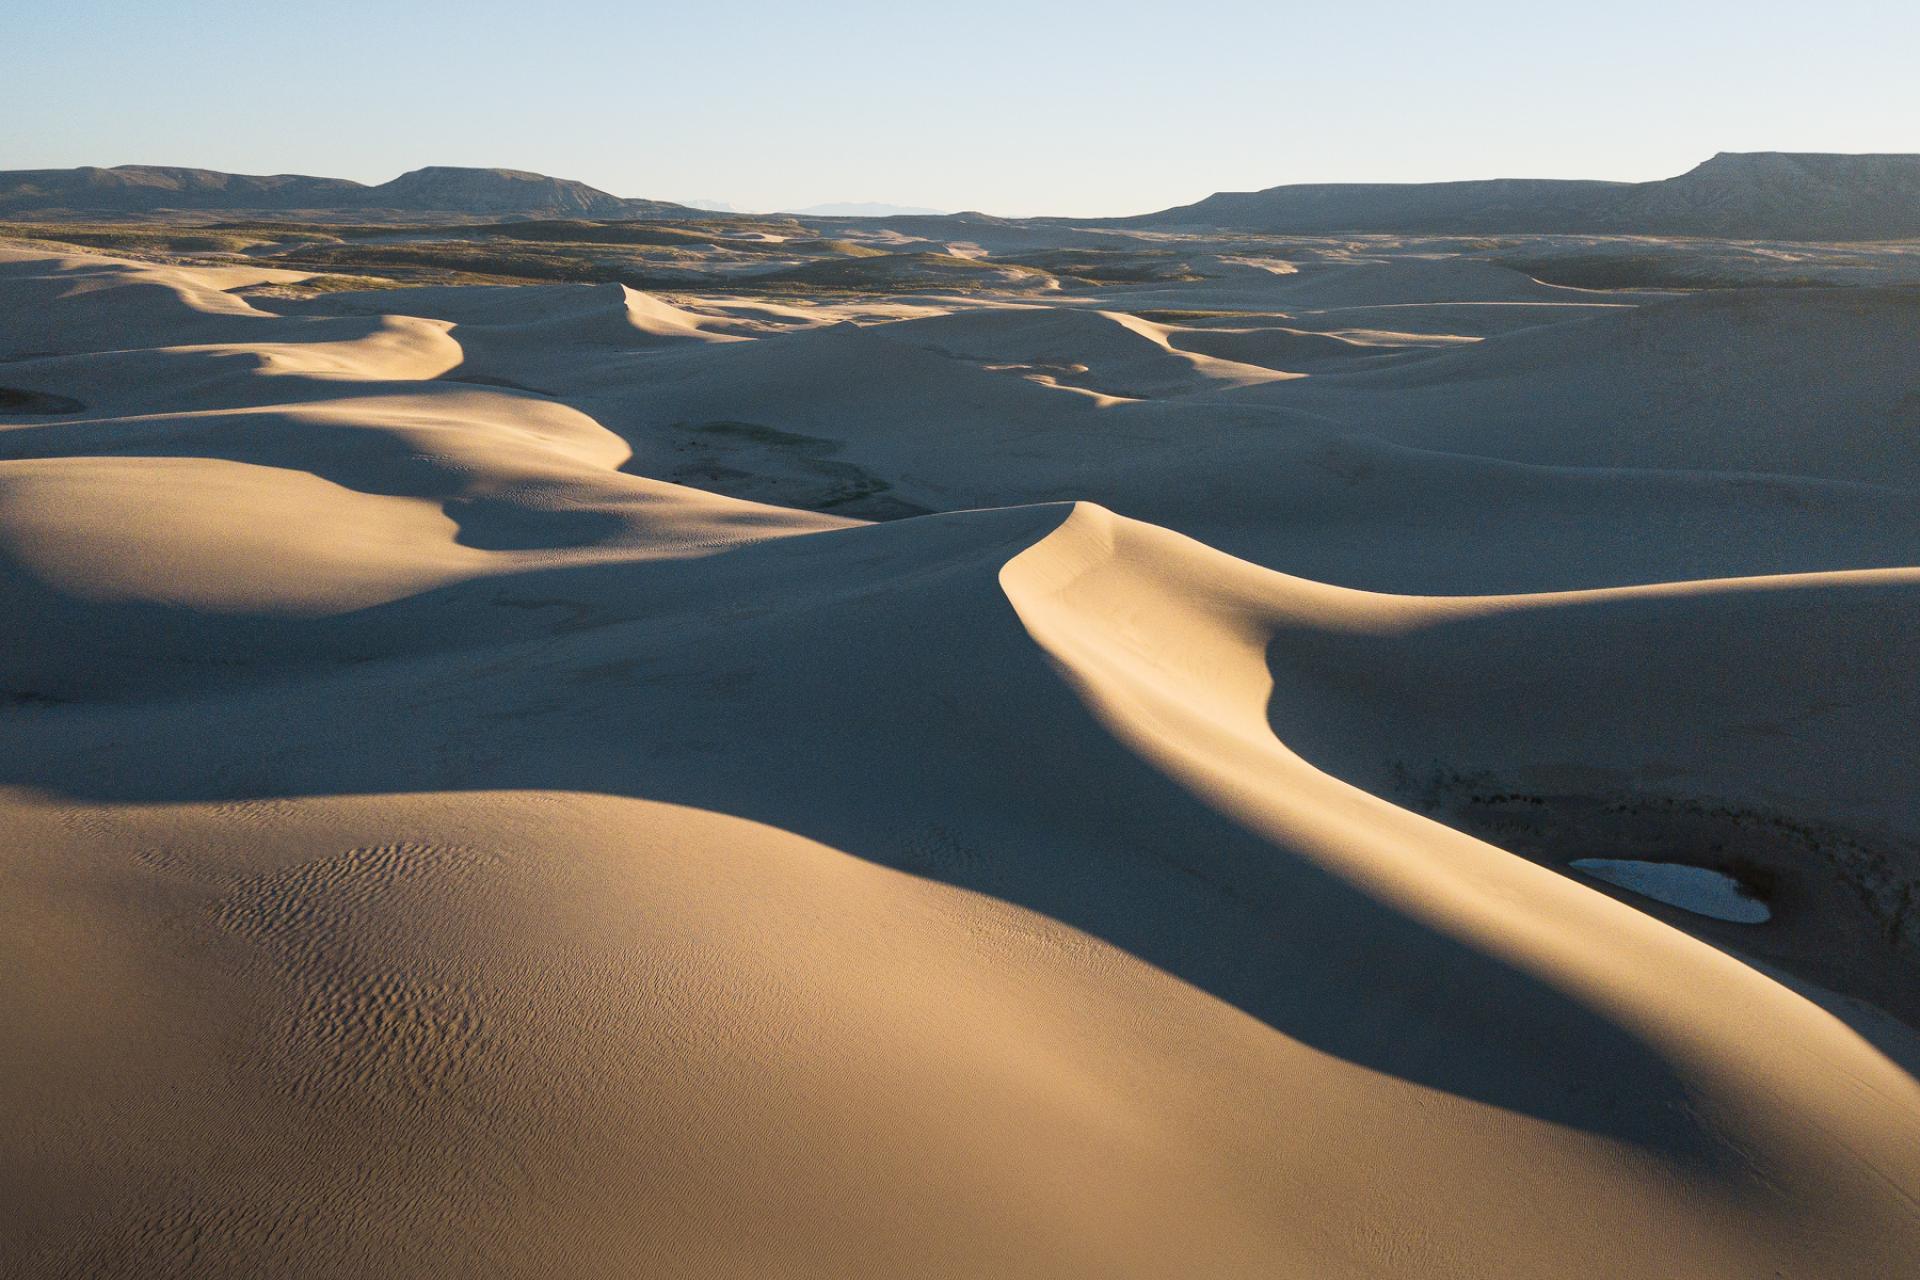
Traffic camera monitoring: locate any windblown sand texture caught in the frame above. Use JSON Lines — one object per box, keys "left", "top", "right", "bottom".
{"left": 3, "top": 229, "right": 1918, "bottom": 1279}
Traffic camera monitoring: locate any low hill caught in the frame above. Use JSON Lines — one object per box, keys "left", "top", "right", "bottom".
{"left": 0, "top": 164, "right": 693, "bottom": 221}
{"left": 360, "top": 166, "right": 635, "bottom": 218}
{"left": 0, "top": 165, "right": 365, "bottom": 215}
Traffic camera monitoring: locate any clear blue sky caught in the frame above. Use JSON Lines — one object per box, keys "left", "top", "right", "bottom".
{"left": 5, "top": 0, "right": 1915, "bottom": 215}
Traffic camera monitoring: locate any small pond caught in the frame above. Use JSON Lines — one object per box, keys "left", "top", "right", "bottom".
{"left": 1571, "top": 858, "right": 1771, "bottom": 924}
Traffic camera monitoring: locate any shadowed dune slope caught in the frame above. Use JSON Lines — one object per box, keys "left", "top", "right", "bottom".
{"left": 1278, "top": 285, "right": 1920, "bottom": 482}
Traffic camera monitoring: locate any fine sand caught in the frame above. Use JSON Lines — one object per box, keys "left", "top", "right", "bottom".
{"left": 3, "top": 238, "right": 1918, "bottom": 1278}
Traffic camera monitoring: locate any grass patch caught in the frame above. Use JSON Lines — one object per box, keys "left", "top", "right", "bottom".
{"left": 1003, "top": 248, "right": 1201, "bottom": 284}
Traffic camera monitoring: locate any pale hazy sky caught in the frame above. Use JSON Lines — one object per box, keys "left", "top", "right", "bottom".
{"left": 6, "top": 0, "right": 1916, "bottom": 216}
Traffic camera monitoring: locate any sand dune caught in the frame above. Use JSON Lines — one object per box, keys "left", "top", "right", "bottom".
{"left": 1222, "top": 253, "right": 1592, "bottom": 307}
{"left": 0, "top": 250, "right": 303, "bottom": 351}
{"left": 880, "top": 304, "right": 1299, "bottom": 394}
{"left": 1281, "top": 285, "right": 1920, "bottom": 481}
{"left": 4, "top": 235, "right": 1918, "bottom": 1277}
{"left": 1163, "top": 321, "right": 1475, "bottom": 370}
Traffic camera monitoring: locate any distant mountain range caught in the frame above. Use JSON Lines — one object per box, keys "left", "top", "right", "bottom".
{"left": 1128, "top": 153, "right": 1920, "bottom": 241}
{"left": 4, "top": 154, "right": 1915, "bottom": 240}
{"left": 781, "top": 202, "right": 951, "bottom": 218}
{"left": 0, "top": 165, "right": 693, "bottom": 221}
{"left": 675, "top": 199, "right": 951, "bottom": 218}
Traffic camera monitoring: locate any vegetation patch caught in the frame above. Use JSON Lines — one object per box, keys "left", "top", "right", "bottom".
{"left": 671, "top": 420, "right": 931, "bottom": 519}
{"left": 0, "top": 386, "right": 85, "bottom": 414}
{"left": 1503, "top": 253, "right": 1831, "bottom": 291}
{"left": 1133, "top": 308, "right": 1291, "bottom": 325}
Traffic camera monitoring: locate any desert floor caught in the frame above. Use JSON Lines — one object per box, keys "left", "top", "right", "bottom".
{"left": 3, "top": 224, "right": 1918, "bottom": 1278}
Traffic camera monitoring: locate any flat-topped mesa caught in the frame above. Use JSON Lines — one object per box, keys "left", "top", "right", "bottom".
{"left": 1130, "top": 151, "right": 1920, "bottom": 241}
{"left": 1132, "top": 176, "right": 1623, "bottom": 236}
{"left": 1686, "top": 149, "right": 1920, "bottom": 181}
{"left": 1617, "top": 151, "right": 1920, "bottom": 239}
